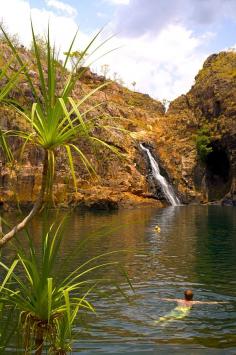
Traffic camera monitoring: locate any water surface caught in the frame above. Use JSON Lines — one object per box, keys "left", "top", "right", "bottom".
{"left": 2, "top": 206, "right": 236, "bottom": 353}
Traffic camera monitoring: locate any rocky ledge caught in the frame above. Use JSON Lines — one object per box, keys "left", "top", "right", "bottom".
{"left": 0, "top": 42, "right": 236, "bottom": 209}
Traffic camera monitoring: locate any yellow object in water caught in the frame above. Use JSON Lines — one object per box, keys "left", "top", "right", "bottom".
{"left": 154, "top": 305, "right": 191, "bottom": 324}
{"left": 154, "top": 225, "right": 161, "bottom": 233}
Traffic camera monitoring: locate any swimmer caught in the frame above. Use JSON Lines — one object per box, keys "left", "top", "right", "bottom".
{"left": 154, "top": 290, "right": 227, "bottom": 324}
{"left": 154, "top": 225, "right": 161, "bottom": 233}
{"left": 161, "top": 289, "right": 226, "bottom": 306}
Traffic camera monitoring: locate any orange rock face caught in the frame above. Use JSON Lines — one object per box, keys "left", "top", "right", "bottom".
{"left": 1, "top": 43, "right": 236, "bottom": 208}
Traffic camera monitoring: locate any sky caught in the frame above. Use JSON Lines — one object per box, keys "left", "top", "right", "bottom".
{"left": 1, "top": 0, "right": 236, "bottom": 101}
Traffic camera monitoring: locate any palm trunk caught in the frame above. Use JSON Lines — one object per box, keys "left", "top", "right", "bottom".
{"left": 35, "top": 328, "right": 44, "bottom": 355}
{"left": 0, "top": 150, "right": 48, "bottom": 247}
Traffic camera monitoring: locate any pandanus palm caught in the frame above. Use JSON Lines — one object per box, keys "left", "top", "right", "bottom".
{"left": 0, "top": 221, "right": 130, "bottom": 354}
{"left": 0, "top": 22, "right": 120, "bottom": 247}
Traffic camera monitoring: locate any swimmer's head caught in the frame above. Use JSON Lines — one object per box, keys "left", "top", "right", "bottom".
{"left": 184, "top": 289, "right": 193, "bottom": 301}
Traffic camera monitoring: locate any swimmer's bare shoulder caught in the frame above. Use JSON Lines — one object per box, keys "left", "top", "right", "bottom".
{"left": 159, "top": 290, "right": 228, "bottom": 305}
{"left": 159, "top": 298, "right": 227, "bottom": 305}
{"left": 190, "top": 300, "right": 228, "bottom": 304}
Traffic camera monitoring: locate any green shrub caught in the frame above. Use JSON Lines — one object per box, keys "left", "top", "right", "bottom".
{"left": 0, "top": 220, "right": 131, "bottom": 354}
{"left": 196, "top": 127, "right": 213, "bottom": 162}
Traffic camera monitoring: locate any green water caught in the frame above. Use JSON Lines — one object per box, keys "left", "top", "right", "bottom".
{"left": 2, "top": 206, "right": 236, "bottom": 353}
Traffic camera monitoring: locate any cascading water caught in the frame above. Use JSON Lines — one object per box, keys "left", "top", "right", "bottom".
{"left": 140, "top": 143, "right": 180, "bottom": 206}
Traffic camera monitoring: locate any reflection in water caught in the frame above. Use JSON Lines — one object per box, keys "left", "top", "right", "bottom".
{"left": 1, "top": 206, "right": 236, "bottom": 353}
{"left": 195, "top": 207, "right": 236, "bottom": 291}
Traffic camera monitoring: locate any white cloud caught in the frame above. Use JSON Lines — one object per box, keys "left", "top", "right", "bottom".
{"left": 0, "top": 0, "right": 32, "bottom": 45}
{"left": 104, "top": 0, "right": 130, "bottom": 5}
{"left": 0, "top": 0, "right": 90, "bottom": 53}
{"left": 0, "top": 0, "right": 217, "bottom": 101}
{"left": 94, "top": 24, "right": 211, "bottom": 100}
{"left": 97, "top": 11, "right": 107, "bottom": 18}
{"left": 45, "top": 0, "right": 77, "bottom": 17}
{"left": 113, "top": 0, "right": 236, "bottom": 37}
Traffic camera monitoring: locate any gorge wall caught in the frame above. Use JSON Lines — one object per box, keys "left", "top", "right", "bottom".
{"left": 166, "top": 51, "right": 236, "bottom": 205}
{"left": 0, "top": 42, "right": 236, "bottom": 209}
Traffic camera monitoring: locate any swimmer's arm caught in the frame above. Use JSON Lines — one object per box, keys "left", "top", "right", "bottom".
{"left": 191, "top": 301, "right": 228, "bottom": 304}
{"left": 159, "top": 298, "right": 180, "bottom": 302}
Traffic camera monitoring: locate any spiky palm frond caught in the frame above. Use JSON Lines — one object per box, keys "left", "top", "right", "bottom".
{"left": 1, "top": 23, "right": 122, "bottom": 192}
{"left": 0, "top": 221, "right": 131, "bottom": 353}
{"left": 0, "top": 22, "right": 125, "bottom": 247}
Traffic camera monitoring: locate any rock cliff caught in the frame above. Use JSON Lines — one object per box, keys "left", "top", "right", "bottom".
{"left": 166, "top": 50, "right": 236, "bottom": 204}
{"left": 0, "top": 42, "right": 236, "bottom": 209}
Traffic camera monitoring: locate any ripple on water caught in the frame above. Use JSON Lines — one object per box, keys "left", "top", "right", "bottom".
{"left": 2, "top": 205, "right": 236, "bottom": 353}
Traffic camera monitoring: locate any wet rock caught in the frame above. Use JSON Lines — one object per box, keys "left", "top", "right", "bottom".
{"left": 221, "top": 198, "right": 236, "bottom": 206}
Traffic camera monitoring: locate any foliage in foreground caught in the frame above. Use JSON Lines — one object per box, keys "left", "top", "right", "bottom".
{"left": 0, "top": 20, "right": 131, "bottom": 355}
{"left": 0, "top": 22, "right": 122, "bottom": 247}
{"left": 0, "top": 303, "right": 18, "bottom": 354}
{"left": 0, "top": 220, "right": 131, "bottom": 354}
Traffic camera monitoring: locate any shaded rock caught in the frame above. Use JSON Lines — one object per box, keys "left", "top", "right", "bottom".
{"left": 221, "top": 198, "right": 236, "bottom": 206}
{"left": 1, "top": 41, "right": 236, "bottom": 208}
{"left": 158, "top": 50, "right": 236, "bottom": 204}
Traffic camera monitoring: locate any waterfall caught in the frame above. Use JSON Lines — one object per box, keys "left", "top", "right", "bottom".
{"left": 140, "top": 143, "right": 180, "bottom": 206}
